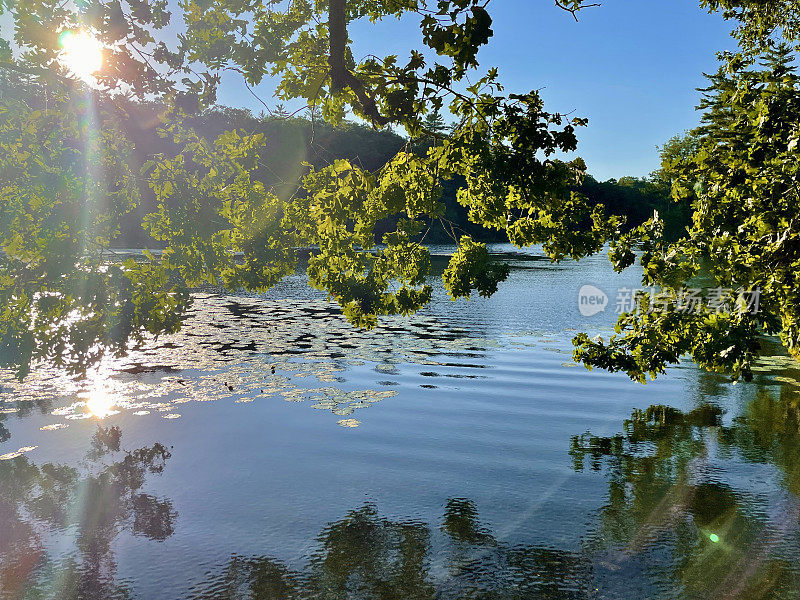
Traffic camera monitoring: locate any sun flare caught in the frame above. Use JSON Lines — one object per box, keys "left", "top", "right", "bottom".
{"left": 58, "top": 31, "right": 103, "bottom": 81}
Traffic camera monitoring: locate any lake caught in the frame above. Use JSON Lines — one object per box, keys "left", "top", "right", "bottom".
{"left": 2, "top": 244, "right": 800, "bottom": 599}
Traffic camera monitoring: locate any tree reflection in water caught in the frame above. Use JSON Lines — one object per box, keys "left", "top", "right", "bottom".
{"left": 9, "top": 372, "right": 800, "bottom": 598}
{"left": 0, "top": 426, "right": 175, "bottom": 600}
{"left": 570, "top": 379, "right": 800, "bottom": 599}
{"left": 0, "top": 397, "right": 53, "bottom": 446}
{"left": 189, "top": 499, "right": 593, "bottom": 600}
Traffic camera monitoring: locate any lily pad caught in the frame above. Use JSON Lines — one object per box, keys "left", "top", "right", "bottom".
{"left": 40, "top": 424, "right": 69, "bottom": 431}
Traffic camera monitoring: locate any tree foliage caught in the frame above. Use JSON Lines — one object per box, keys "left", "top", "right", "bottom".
{"left": 701, "top": 0, "right": 800, "bottom": 51}
{"left": 0, "top": 77, "right": 190, "bottom": 378}
{"left": 2, "top": 0, "right": 800, "bottom": 383}
{"left": 573, "top": 2, "right": 800, "bottom": 383}
{"left": 0, "top": 0, "right": 617, "bottom": 378}
{"left": 575, "top": 46, "right": 800, "bottom": 382}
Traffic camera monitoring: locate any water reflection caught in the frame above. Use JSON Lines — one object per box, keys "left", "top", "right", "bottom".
{"left": 570, "top": 383, "right": 800, "bottom": 598}
{"left": 188, "top": 499, "right": 593, "bottom": 600}
{"left": 85, "top": 386, "right": 119, "bottom": 419}
{"left": 6, "top": 250, "right": 800, "bottom": 598}
{"left": 0, "top": 415, "right": 8, "bottom": 444}
{"left": 0, "top": 426, "right": 175, "bottom": 600}
{"left": 0, "top": 398, "right": 53, "bottom": 446}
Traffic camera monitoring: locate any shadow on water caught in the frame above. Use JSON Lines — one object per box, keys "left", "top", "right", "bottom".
{"left": 570, "top": 370, "right": 800, "bottom": 599}
{"left": 0, "top": 427, "right": 175, "bottom": 600}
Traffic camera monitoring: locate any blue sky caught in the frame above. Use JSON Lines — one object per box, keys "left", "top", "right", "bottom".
{"left": 215, "top": 0, "right": 737, "bottom": 181}
{"left": 1, "top": 0, "right": 738, "bottom": 180}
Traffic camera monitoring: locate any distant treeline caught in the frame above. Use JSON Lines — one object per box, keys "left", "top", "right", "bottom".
{"left": 117, "top": 105, "right": 512, "bottom": 246}
{"left": 579, "top": 175, "right": 690, "bottom": 242}
{"left": 3, "top": 78, "right": 690, "bottom": 247}
{"left": 130, "top": 106, "right": 692, "bottom": 246}
{"left": 118, "top": 104, "right": 414, "bottom": 247}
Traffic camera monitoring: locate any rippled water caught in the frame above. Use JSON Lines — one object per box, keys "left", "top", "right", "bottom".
{"left": 3, "top": 245, "right": 800, "bottom": 599}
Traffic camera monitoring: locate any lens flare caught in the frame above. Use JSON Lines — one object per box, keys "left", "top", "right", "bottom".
{"left": 58, "top": 30, "right": 103, "bottom": 81}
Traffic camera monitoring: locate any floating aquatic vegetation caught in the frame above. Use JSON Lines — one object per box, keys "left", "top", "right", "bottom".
{"left": 337, "top": 419, "right": 361, "bottom": 428}
{"left": 562, "top": 362, "right": 579, "bottom": 368}
{"left": 40, "top": 424, "right": 69, "bottom": 431}
{"left": 0, "top": 293, "right": 537, "bottom": 433}
{"left": 52, "top": 402, "right": 86, "bottom": 416}
{"left": 755, "top": 355, "right": 799, "bottom": 370}
{"left": 281, "top": 389, "right": 307, "bottom": 402}
{"left": 0, "top": 446, "right": 37, "bottom": 460}
{"left": 163, "top": 414, "right": 181, "bottom": 419}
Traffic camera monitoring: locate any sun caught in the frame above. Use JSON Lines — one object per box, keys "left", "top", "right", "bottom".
{"left": 86, "top": 387, "right": 117, "bottom": 419}
{"left": 58, "top": 30, "right": 104, "bottom": 81}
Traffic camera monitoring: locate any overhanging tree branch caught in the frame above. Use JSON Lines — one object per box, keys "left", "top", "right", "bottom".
{"left": 327, "top": 0, "right": 389, "bottom": 127}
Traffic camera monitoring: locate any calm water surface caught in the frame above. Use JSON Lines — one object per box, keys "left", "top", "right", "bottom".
{"left": 2, "top": 245, "right": 800, "bottom": 599}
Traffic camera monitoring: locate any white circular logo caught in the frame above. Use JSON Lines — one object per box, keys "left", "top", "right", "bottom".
{"left": 578, "top": 285, "right": 608, "bottom": 317}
